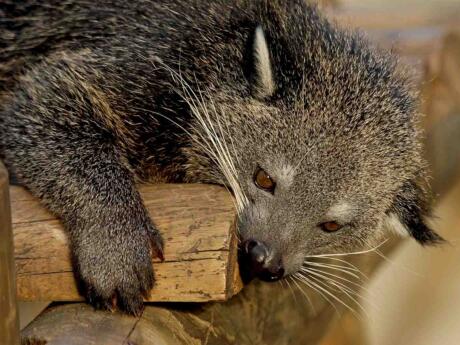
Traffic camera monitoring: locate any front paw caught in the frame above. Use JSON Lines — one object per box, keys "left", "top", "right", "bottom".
{"left": 74, "top": 225, "right": 163, "bottom": 315}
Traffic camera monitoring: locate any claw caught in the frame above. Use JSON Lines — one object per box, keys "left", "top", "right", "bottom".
{"left": 110, "top": 292, "right": 118, "bottom": 311}
{"left": 154, "top": 246, "right": 165, "bottom": 262}
{"left": 77, "top": 224, "right": 160, "bottom": 316}
{"left": 149, "top": 231, "right": 165, "bottom": 261}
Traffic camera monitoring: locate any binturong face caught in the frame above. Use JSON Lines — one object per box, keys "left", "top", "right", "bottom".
{"left": 183, "top": 23, "right": 444, "bottom": 284}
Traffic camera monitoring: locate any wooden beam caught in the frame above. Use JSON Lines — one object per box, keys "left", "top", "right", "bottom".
{"left": 20, "top": 241, "right": 397, "bottom": 345}
{"left": 11, "top": 183, "right": 242, "bottom": 302}
{"left": 18, "top": 284, "right": 340, "bottom": 345}
{"left": 0, "top": 162, "right": 20, "bottom": 345}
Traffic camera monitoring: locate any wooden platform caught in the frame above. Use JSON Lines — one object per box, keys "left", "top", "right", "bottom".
{"left": 11, "top": 184, "right": 242, "bottom": 303}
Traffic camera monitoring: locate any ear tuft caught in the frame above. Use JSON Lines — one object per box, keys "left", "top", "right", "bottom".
{"left": 252, "top": 26, "right": 275, "bottom": 99}
{"left": 384, "top": 212, "right": 444, "bottom": 246}
{"left": 386, "top": 180, "right": 445, "bottom": 246}
{"left": 400, "top": 211, "right": 445, "bottom": 246}
{"left": 409, "top": 221, "right": 445, "bottom": 246}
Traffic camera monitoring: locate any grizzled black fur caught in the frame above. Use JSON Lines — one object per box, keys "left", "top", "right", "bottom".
{"left": 0, "top": 0, "right": 443, "bottom": 314}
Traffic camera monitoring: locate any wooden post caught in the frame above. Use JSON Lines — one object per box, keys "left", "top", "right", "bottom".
{"left": 0, "top": 161, "right": 20, "bottom": 344}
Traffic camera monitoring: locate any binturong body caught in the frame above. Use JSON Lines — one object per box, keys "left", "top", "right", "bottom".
{"left": 0, "top": 0, "right": 443, "bottom": 314}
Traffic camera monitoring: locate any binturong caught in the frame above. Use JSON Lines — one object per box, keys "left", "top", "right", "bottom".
{"left": 0, "top": 0, "right": 444, "bottom": 314}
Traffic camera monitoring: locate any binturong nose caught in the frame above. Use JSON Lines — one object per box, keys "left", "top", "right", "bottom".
{"left": 239, "top": 239, "right": 285, "bottom": 282}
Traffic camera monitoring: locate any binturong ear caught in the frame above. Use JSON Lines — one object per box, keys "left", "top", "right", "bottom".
{"left": 248, "top": 25, "right": 275, "bottom": 99}
{"left": 384, "top": 180, "right": 445, "bottom": 245}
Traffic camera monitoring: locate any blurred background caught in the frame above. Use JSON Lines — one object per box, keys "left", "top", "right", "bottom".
{"left": 318, "top": 0, "right": 460, "bottom": 344}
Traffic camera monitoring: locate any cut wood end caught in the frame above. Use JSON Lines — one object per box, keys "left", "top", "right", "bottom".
{"left": 11, "top": 183, "right": 243, "bottom": 303}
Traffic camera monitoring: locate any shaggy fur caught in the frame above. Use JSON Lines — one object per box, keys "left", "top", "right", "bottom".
{"left": 0, "top": 0, "right": 443, "bottom": 314}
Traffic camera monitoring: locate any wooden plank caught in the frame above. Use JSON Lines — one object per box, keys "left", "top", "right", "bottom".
{"left": 11, "top": 183, "right": 243, "bottom": 302}
{"left": 0, "top": 162, "right": 20, "bottom": 345}
{"left": 20, "top": 241, "right": 394, "bottom": 345}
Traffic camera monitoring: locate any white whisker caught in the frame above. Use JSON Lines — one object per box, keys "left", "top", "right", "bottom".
{"left": 306, "top": 257, "right": 360, "bottom": 271}
{"left": 302, "top": 267, "right": 374, "bottom": 308}
{"left": 303, "top": 267, "right": 366, "bottom": 291}
{"left": 290, "top": 274, "right": 317, "bottom": 315}
{"left": 306, "top": 273, "right": 366, "bottom": 319}
{"left": 298, "top": 275, "right": 349, "bottom": 316}
{"left": 302, "top": 262, "right": 362, "bottom": 280}
{"left": 374, "top": 248, "right": 423, "bottom": 277}
{"left": 306, "top": 239, "right": 389, "bottom": 258}
{"left": 301, "top": 273, "right": 361, "bottom": 318}
{"left": 293, "top": 273, "right": 341, "bottom": 316}
{"left": 155, "top": 62, "right": 249, "bottom": 215}
{"left": 306, "top": 257, "right": 369, "bottom": 278}
{"left": 306, "top": 262, "right": 366, "bottom": 279}
{"left": 149, "top": 110, "right": 242, "bottom": 216}
{"left": 285, "top": 276, "right": 298, "bottom": 304}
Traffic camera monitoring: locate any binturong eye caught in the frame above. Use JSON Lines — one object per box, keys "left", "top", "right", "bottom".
{"left": 254, "top": 167, "right": 276, "bottom": 193}
{"left": 319, "top": 221, "right": 343, "bottom": 232}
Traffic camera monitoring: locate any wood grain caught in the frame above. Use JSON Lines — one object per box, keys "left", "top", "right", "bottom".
{"left": 20, "top": 243, "right": 395, "bottom": 345}
{"left": 11, "top": 183, "right": 243, "bottom": 302}
{"left": 0, "top": 162, "right": 20, "bottom": 345}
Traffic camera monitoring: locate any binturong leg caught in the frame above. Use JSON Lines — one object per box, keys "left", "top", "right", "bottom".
{"left": 0, "top": 55, "right": 163, "bottom": 315}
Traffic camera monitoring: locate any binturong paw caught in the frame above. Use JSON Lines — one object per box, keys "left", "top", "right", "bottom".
{"left": 72, "top": 220, "right": 164, "bottom": 316}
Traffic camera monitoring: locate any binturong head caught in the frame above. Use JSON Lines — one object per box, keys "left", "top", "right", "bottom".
{"left": 182, "top": 1, "right": 444, "bottom": 284}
